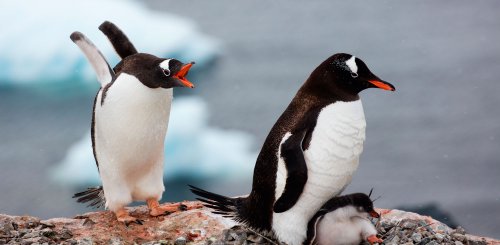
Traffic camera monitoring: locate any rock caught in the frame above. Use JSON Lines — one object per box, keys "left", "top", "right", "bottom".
{"left": 402, "top": 219, "right": 418, "bottom": 230}
{"left": 455, "top": 226, "right": 466, "bottom": 235}
{"left": 175, "top": 236, "right": 187, "bottom": 245}
{"left": 387, "top": 234, "right": 400, "bottom": 244}
{"left": 435, "top": 233, "right": 445, "bottom": 242}
{"left": 412, "top": 232, "right": 423, "bottom": 243}
{"left": 452, "top": 233, "right": 466, "bottom": 242}
{"left": 0, "top": 205, "right": 499, "bottom": 244}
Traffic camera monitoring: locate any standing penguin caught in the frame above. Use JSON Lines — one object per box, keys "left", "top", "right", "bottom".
{"left": 70, "top": 22, "right": 195, "bottom": 224}
{"left": 191, "top": 53, "right": 394, "bottom": 244}
{"left": 305, "top": 193, "right": 383, "bottom": 245}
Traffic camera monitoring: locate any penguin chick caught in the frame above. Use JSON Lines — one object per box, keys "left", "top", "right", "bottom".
{"left": 305, "top": 193, "right": 383, "bottom": 245}
{"left": 70, "top": 23, "right": 195, "bottom": 225}
{"left": 191, "top": 53, "right": 394, "bottom": 245}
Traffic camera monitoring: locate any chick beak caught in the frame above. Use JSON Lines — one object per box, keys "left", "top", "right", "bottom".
{"left": 369, "top": 211, "right": 381, "bottom": 218}
{"left": 173, "top": 62, "right": 195, "bottom": 88}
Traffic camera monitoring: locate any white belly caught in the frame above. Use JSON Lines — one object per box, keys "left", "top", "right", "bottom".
{"left": 317, "top": 208, "right": 377, "bottom": 245}
{"left": 94, "top": 73, "right": 172, "bottom": 210}
{"left": 272, "top": 100, "right": 366, "bottom": 245}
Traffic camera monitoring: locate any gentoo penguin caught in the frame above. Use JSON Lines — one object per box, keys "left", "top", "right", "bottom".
{"left": 305, "top": 193, "right": 383, "bottom": 245}
{"left": 70, "top": 22, "right": 195, "bottom": 224}
{"left": 191, "top": 53, "right": 394, "bottom": 244}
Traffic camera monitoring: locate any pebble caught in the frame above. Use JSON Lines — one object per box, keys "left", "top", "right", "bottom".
{"left": 402, "top": 220, "right": 418, "bottom": 229}
{"left": 59, "top": 229, "right": 73, "bottom": 240}
{"left": 0, "top": 221, "right": 15, "bottom": 235}
{"left": 417, "top": 237, "right": 431, "bottom": 245}
{"left": 174, "top": 236, "right": 187, "bottom": 245}
{"left": 206, "top": 237, "right": 217, "bottom": 244}
{"left": 40, "top": 228, "right": 55, "bottom": 238}
{"left": 387, "top": 234, "right": 400, "bottom": 244}
{"left": 455, "top": 226, "right": 466, "bottom": 235}
{"left": 452, "top": 233, "right": 466, "bottom": 242}
{"left": 187, "top": 229, "right": 202, "bottom": 241}
{"left": 434, "top": 233, "right": 445, "bottom": 242}
{"left": 454, "top": 241, "right": 464, "bottom": 245}
{"left": 412, "top": 232, "right": 422, "bottom": 243}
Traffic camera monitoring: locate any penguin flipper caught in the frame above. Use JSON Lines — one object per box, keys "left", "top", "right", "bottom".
{"left": 99, "top": 21, "right": 138, "bottom": 59}
{"left": 304, "top": 212, "right": 325, "bottom": 245}
{"left": 273, "top": 129, "right": 309, "bottom": 213}
{"left": 70, "top": 32, "right": 115, "bottom": 86}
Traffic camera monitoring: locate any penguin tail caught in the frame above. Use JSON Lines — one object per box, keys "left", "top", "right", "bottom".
{"left": 72, "top": 186, "right": 105, "bottom": 209}
{"left": 189, "top": 185, "right": 244, "bottom": 220}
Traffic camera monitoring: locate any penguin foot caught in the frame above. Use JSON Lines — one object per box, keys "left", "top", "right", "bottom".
{"left": 172, "top": 202, "right": 203, "bottom": 211}
{"left": 115, "top": 208, "right": 143, "bottom": 226}
{"left": 147, "top": 199, "right": 204, "bottom": 216}
{"left": 367, "top": 234, "right": 383, "bottom": 245}
{"left": 147, "top": 199, "right": 185, "bottom": 217}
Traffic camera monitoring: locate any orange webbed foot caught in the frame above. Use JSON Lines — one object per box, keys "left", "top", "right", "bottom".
{"left": 147, "top": 199, "right": 189, "bottom": 217}
{"left": 115, "top": 208, "right": 143, "bottom": 226}
{"left": 367, "top": 234, "right": 383, "bottom": 245}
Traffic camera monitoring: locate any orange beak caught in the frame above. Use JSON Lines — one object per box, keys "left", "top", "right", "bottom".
{"left": 173, "top": 62, "right": 195, "bottom": 88}
{"left": 369, "top": 79, "right": 395, "bottom": 91}
{"left": 369, "top": 210, "right": 380, "bottom": 218}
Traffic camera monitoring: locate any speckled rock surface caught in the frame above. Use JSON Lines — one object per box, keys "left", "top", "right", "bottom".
{"left": 0, "top": 201, "right": 232, "bottom": 245}
{"left": 0, "top": 203, "right": 498, "bottom": 245}
{"left": 372, "top": 209, "right": 499, "bottom": 245}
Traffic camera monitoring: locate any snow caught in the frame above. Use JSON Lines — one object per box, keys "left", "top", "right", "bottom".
{"left": 50, "top": 97, "right": 256, "bottom": 187}
{"left": 0, "top": 0, "right": 219, "bottom": 85}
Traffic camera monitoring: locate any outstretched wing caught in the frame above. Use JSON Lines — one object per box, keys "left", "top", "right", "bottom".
{"left": 99, "top": 21, "right": 138, "bottom": 59}
{"left": 70, "top": 31, "right": 115, "bottom": 86}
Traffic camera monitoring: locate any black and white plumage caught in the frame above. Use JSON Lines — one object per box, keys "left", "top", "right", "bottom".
{"left": 305, "top": 193, "right": 382, "bottom": 245}
{"left": 70, "top": 22, "right": 195, "bottom": 223}
{"left": 191, "top": 53, "right": 394, "bottom": 244}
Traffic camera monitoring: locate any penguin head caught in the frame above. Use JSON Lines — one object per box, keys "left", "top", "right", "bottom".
{"left": 348, "top": 193, "right": 380, "bottom": 218}
{"left": 118, "top": 53, "right": 195, "bottom": 89}
{"left": 308, "top": 53, "right": 395, "bottom": 97}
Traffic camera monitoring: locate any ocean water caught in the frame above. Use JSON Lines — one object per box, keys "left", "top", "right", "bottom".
{"left": 0, "top": 0, "right": 499, "bottom": 239}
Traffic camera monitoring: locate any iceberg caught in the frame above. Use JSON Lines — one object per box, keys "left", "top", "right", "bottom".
{"left": 50, "top": 97, "right": 256, "bottom": 187}
{"left": 0, "top": 0, "right": 219, "bottom": 85}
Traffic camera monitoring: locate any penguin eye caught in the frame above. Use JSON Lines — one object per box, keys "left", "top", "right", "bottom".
{"left": 350, "top": 72, "right": 358, "bottom": 78}
{"left": 159, "top": 59, "right": 172, "bottom": 77}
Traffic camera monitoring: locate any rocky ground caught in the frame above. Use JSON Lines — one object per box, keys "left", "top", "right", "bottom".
{"left": 0, "top": 202, "right": 498, "bottom": 245}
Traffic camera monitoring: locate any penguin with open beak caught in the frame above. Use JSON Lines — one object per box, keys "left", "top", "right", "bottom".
{"left": 71, "top": 21, "right": 195, "bottom": 225}
{"left": 191, "top": 53, "right": 394, "bottom": 244}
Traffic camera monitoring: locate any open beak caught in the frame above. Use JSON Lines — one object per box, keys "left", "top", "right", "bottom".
{"left": 369, "top": 79, "right": 395, "bottom": 91}
{"left": 173, "top": 62, "right": 195, "bottom": 88}
{"left": 369, "top": 210, "right": 380, "bottom": 218}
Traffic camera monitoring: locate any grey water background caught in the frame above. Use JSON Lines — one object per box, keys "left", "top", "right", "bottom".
{"left": 1, "top": 0, "right": 499, "bottom": 239}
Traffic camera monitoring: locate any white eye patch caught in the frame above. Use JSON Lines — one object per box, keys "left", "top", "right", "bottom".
{"left": 345, "top": 56, "right": 358, "bottom": 74}
{"left": 159, "top": 59, "right": 172, "bottom": 76}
